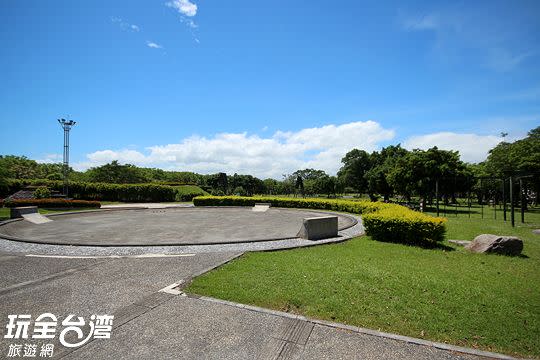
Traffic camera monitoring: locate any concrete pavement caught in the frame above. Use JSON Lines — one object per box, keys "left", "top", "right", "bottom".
{"left": 0, "top": 250, "right": 512, "bottom": 359}
{"left": 0, "top": 208, "right": 356, "bottom": 246}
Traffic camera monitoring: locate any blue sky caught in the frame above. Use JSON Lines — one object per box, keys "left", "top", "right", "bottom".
{"left": 1, "top": 0, "right": 539, "bottom": 178}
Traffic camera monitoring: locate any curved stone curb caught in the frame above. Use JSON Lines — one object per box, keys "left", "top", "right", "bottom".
{"left": 0, "top": 215, "right": 364, "bottom": 256}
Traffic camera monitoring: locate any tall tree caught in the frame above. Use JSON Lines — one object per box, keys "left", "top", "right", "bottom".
{"left": 337, "top": 149, "right": 371, "bottom": 193}
{"left": 484, "top": 126, "right": 540, "bottom": 203}
{"left": 86, "top": 161, "right": 150, "bottom": 184}
{"left": 365, "top": 145, "right": 408, "bottom": 201}
{"left": 290, "top": 169, "right": 327, "bottom": 181}
{"left": 295, "top": 175, "right": 304, "bottom": 197}
{"left": 387, "top": 147, "right": 470, "bottom": 207}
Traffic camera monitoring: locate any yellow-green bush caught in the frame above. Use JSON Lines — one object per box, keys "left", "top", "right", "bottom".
{"left": 362, "top": 207, "right": 446, "bottom": 245}
{"left": 193, "top": 196, "right": 446, "bottom": 245}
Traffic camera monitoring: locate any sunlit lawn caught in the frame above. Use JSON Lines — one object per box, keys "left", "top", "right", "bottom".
{"left": 187, "top": 206, "right": 540, "bottom": 358}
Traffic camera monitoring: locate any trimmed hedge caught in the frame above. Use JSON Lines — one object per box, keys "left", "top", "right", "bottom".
{"left": 175, "top": 185, "right": 208, "bottom": 202}
{"left": 3, "top": 198, "right": 101, "bottom": 209}
{"left": 362, "top": 208, "right": 446, "bottom": 245}
{"left": 193, "top": 196, "right": 446, "bottom": 245}
{"left": 2, "top": 179, "right": 208, "bottom": 202}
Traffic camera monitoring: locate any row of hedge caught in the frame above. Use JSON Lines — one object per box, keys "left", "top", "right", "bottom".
{"left": 193, "top": 196, "right": 447, "bottom": 245}
{"left": 1, "top": 199, "right": 101, "bottom": 208}
{"left": 2, "top": 179, "right": 208, "bottom": 202}
{"left": 174, "top": 185, "right": 209, "bottom": 202}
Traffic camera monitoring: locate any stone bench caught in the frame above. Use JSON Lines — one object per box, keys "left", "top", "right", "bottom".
{"left": 297, "top": 216, "right": 338, "bottom": 240}
{"left": 10, "top": 206, "right": 38, "bottom": 219}
{"left": 252, "top": 203, "right": 271, "bottom": 212}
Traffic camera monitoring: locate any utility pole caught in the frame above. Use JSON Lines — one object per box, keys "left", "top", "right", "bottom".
{"left": 58, "top": 118, "right": 76, "bottom": 197}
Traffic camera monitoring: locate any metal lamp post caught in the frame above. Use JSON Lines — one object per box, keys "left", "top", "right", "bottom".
{"left": 58, "top": 118, "right": 76, "bottom": 197}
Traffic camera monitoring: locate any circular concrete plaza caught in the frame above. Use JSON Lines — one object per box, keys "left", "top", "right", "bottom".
{"left": 0, "top": 207, "right": 357, "bottom": 246}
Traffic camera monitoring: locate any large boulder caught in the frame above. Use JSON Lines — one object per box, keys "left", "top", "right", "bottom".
{"left": 466, "top": 234, "right": 523, "bottom": 256}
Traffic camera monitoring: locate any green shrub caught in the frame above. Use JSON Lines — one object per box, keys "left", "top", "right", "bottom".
{"left": 2, "top": 179, "right": 207, "bottom": 203}
{"left": 174, "top": 185, "right": 208, "bottom": 201}
{"left": 193, "top": 196, "right": 446, "bottom": 245}
{"left": 33, "top": 186, "right": 51, "bottom": 199}
{"left": 3, "top": 199, "right": 101, "bottom": 208}
{"left": 193, "top": 196, "right": 389, "bottom": 213}
{"left": 362, "top": 208, "right": 446, "bottom": 245}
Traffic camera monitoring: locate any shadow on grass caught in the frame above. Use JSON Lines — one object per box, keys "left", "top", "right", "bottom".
{"left": 370, "top": 237, "right": 456, "bottom": 251}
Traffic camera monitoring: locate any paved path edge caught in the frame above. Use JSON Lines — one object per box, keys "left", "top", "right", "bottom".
{"left": 187, "top": 295, "right": 518, "bottom": 360}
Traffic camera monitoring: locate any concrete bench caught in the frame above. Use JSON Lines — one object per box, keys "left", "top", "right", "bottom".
{"left": 252, "top": 203, "right": 271, "bottom": 212}
{"left": 10, "top": 206, "right": 38, "bottom": 219}
{"left": 296, "top": 216, "right": 338, "bottom": 240}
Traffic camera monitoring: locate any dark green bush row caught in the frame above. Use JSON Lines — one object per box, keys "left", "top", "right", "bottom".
{"left": 2, "top": 179, "right": 207, "bottom": 202}
{"left": 3, "top": 198, "right": 101, "bottom": 208}
{"left": 193, "top": 196, "right": 446, "bottom": 245}
{"left": 174, "top": 185, "right": 208, "bottom": 201}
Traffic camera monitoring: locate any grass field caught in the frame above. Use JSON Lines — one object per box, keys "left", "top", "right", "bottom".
{"left": 187, "top": 207, "right": 540, "bottom": 358}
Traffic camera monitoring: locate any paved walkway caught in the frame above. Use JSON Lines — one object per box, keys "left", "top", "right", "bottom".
{"left": 1, "top": 208, "right": 356, "bottom": 246}
{"left": 0, "top": 205, "right": 514, "bottom": 359}
{"left": 0, "top": 250, "right": 512, "bottom": 359}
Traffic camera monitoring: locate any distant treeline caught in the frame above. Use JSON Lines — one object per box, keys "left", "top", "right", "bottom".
{"left": 1, "top": 126, "right": 538, "bottom": 203}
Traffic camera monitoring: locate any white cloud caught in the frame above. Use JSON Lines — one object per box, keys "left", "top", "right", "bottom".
{"left": 166, "top": 0, "right": 197, "bottom": 17}
{"left": 74, "top": 121, "right": 395, "bottom": 178}
{"left": 166, "top": 0, "right": 199, "bottom": 42}
{"left": 146, "top": 41, "right": 163, "bottom": 49}
{"left": 36, "top": 154, "right": 63, "bottom": 164}
{"left": 111, "top": 17, "right": 140, "bottom": 32}
{"left": 180, "top": 17, "right": 198, "bottom": 29}
{"left": 403, "top": 132, "right": 505, "bottom": 163}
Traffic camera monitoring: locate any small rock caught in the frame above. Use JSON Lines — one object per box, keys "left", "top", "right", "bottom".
{"left": 466, "top": 234, "right": 523, "bottom": 256}
{"left": 448, "top": 240, "right": 471, "bottom": 247}
{"left": 533, "top": 229, "right": 540, "bottom": 235}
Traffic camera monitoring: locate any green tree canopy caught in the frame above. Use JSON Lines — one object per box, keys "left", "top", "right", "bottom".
{"left": 485, "top": 126, "right": 540, "bottom": 177}
{"left": 365, "top": 145, "right": 408, "bottom": 201}
{"left": 337, "top": 149, "right": 371, "bottom": 193}
{"left": 85, "top": 161, "right": 150, "bottom": 184}
{"left": 387, "top": 147, "right": 470, "bottom": 202}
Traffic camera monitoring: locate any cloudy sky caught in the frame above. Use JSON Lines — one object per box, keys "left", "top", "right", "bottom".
{"left": 0, "top": 0, "right": 538, "bottom": 178}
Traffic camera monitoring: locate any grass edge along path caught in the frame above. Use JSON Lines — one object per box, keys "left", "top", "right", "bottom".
{"left": 187, "top": 215, "right": 540, "bottom": 359}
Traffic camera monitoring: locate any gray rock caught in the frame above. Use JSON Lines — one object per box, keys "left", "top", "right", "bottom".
{"left": 533, "top": 229, "right": 540, "bottom": 235}
{"left": 466, "top": 234, "right": 523, "bottom": 256}
{"left": 448, "top": 240, "right": 471, "bottom": 247}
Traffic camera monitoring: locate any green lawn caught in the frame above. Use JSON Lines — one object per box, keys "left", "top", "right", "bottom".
{"left": 0, "top": 207, "right": 8, "bottom": 221}
{"left": 187, "top": 209, "right": 540, "bottom": 358}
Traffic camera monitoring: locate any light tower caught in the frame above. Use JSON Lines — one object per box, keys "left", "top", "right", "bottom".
{"left": 58, "top": 118, "right": 76, "bottom": 197}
